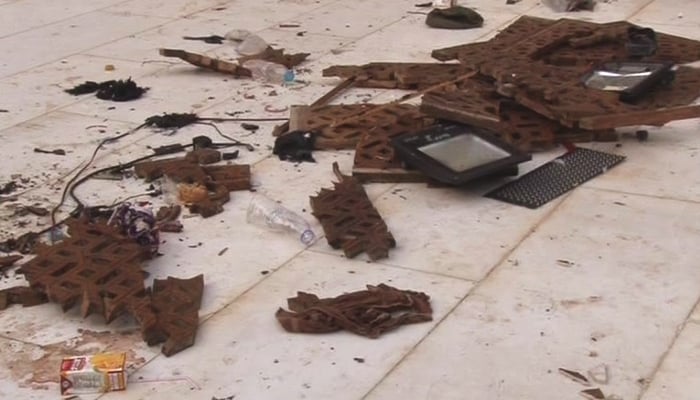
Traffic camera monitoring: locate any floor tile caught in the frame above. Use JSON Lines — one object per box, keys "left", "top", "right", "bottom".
{"left": 365, "top": 188, "right": 700, "bottom": 400}
{"left": 0, "top": 11, "right": 169, "bottom": 78}
{"left": 360, "top": 11, "right": 519, "bottom": 55}
{"left": 640, "top": 321, "right": 700, "bottom": 400}
{"left": 0, "top": 54, "right": 161, "bottom": 131}
{"left": 363, "top": 178, "right": 561, "bottom": 280}
{"left": 631, "top": 0, "right": 699, "bottom": 26}
{"left": 194, "top": 0, "right": 339, "bottom": 33}
{"left": 99, "top": 251, "right": 473, "bottom": 400}
{"left": 278, "top": 0, "right": 408, "bottom": 39}
{"left": 0, "top": 332, "right": 157, "bottom": 398}
{"left": 585, "top": 121, "right": 700, "bottom": 202}
{"left": 106, "top": 0, "right": 222, "bottom": 18}
{"left": 527, "top": 0, "right": 652, "bottom": 23}
{"left": 0, "top": 0, "right": 125, "bottom": 38}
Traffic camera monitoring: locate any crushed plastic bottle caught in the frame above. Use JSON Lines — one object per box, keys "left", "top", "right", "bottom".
{"left": 237, "top": 34, "right": 268, "bottom": 55}
{"left": 224, "top": 29, "right": 252, "bottom": 42}
{"left": 242, "top": 59, "right": 292, "bottom": 84}
{"left": 246, "top": 194, "right": 315, "bottom": 246}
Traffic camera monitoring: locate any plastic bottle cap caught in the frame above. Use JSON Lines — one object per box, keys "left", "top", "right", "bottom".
{"left": 300, "top": 229, "right": 315, "bottom": 246}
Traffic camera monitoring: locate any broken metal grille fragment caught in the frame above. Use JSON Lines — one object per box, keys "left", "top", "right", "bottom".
{"left": 486, "top": 148, "right": 625, "bottom": 209}
{"left": 310, "top": 163, "right": 396, "bottom": 260}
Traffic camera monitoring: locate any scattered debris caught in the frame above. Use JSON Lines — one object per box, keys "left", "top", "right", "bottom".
{"left": 109, "top": 203, "right": 160, "bottom": 254}
{"left": 218, "top": 247, "right": 229, "bottom": 256}
{"left": 279, "top": 23, "right": 301, "bottom": 28}
{"left": 238, "top": 47, "right": 309, "bottom": 69}
{"left": 33, "top": 148, "right": 66, "bottom": 156}
{"left": 0, "top": 181, "right": 18, "bottom": 195}
{"left": 183, "top": 35, "right": 226, "bottom": 44}
{"left": 310, "top": 163, "right": 395, "bottom": 260}
{"left": 0, "top": 286, "right": 47, "bottom": 310}
{"left": 14, "top": 218, "right": 203, "bottom": 356}
{"left": 149, "top": 275, "right": 204, "bottom": 356}
{"left": 247, "top": 194, "right": 315, "bottom": 245}
{"left": 60, "top": 353, "right": 127, "bottom": 395}
{"left": 0, "top": 255, "right": 22, "bottom": 268}
{"left": 241, "top": 123, "right": 259, "bottom": 131}
{"left": 353, "top": 357, "right": 365, "bottom": 363}
{"left": 587, "top": 364, "right": 610, "bottom": 385}
{"left": 159, "top": 48, "right": 252, "bottom": 77}
{"left": 559, "top": 368, "right": 591, "bottom": 386}
{"left": 22, "top": 205, "right": 49, "bottom": 216}
{"left": 425, "top": 6, "right": 484, "bottom": 30}
{"left": 276, "top": 284, "right": 432, "bottom": 337}
{"left": 65, "top": 78, "right": 148, "bottom": 101}
{"left": 145, "top": 112, "right": 200, "bottom": 129}
{"left": 323, "top": 63, "right": 472, "bottom": 90}
{"left": 580, "top": 388, "right": 606, "bottom": 400}
{"left": 506, "top": 0, "right": 522, "bottom": 3}
{"left": 134, "top": 152, "right": 251, "bottom": 218}
{"left": 557, "top": 259, "right": 576, "bottom": 267}
{"left": 414, "top": 2, "right": 432, "bottom": 7}
{"left": 273, "top": 130, "right": 317, "bottom": 162}
{"left": 543, "top": 0, "right": 596, "bottom": 12}
{"left": 104, "top": 64, "right": 115, "bottom": 71}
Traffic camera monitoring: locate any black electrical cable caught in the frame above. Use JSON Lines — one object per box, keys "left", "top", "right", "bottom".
{"left": 194, "top": 121, "right": 255, "bottom": 151}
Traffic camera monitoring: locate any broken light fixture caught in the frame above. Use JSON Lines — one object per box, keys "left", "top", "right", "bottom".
{"left": 392, "top": 123, "right": 531, "bottom": 185}
{"left": 583, "top": 62, "right": 675, "bottom": 103}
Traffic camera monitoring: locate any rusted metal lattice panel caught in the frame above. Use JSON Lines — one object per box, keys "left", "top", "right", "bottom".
{"left": 20, "top": 219, "right": 153, "bottom": 323}
{"left": 293, "top": 104, "right": 431, "bottom": 150}
{"left": 276, "top": 284, "right": 432, "bottom": 338}
{"left": 420, "top": 75, "right": 617, "bottom": 151}
{"left": 0, "top": 286, "right": 47, "bottom": 310}
{"left": 351, "top": 105, "right": 434, "bottom": 183}
{"left": 323, "top": 63, "right": 473, "bottom": 90}
{"left": 448, "top": 18, "right": 700, "bottom": 129}
{"left": 310, "top": 163, "right": 395, "bottom": 261}
{"left": 431, "top": 16, "right": 557, "bottom": 61}
{"left": 142, "top": 275, "right": 204, "bottom": 357}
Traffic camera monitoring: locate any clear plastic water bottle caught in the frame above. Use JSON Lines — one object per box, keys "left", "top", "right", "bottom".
{"left": 246, "top": 194, "right": 315, "bottom": 246}
{"left": 237, "top": 34, "right": 269, "bottom": 55}
{"left": 242, "top": 60, "right": 291, "bottom": 84}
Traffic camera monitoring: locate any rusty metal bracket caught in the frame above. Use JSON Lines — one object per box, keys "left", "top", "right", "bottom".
{"left": 310, "top": 163, "right": 395, "bottom": 260}
{"left": 159, "top": 48, "right": 252, "bottom": 77}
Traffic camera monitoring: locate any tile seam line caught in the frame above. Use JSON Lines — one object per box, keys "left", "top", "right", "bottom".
{"left": 636, "top": 293, "right": 700, "bottom": 400}
{"left": 628, "top": 0, "right": 658, "bottom": 20}
{"left": 360, "top": 192, "right": 575, "bottom": 400}
{"left": 0, "top": 10, "right": 178, "bottom": 80}
{"left": 95, "top": 246, "right": 311, "bottom": 399}
{"left": 585, "top": 185, "right": 700, "bottom": 206}
{"left": 0, "top": 0, "right": 134, "bottom": 40}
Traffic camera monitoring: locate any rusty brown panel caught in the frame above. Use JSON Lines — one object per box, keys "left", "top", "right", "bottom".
{"left": 0, "top": 286, "right": 47, "bottom": 310}
{"left": 145, "top": 275, "right": 204, "bottom": 357}
{"left": 310, "top": 163, "right": 395, "bottom": 261}
{"left": 134, "top": 156, "right": 251, "bottom": 218}
{"left": 323, "top": 63, "right": 473, "bottom": 90}
{"left": 294, "top": 104, "right": 430, "bottom": 150}
{"left": 276, "top": 284, "right": 432, "bottom": 338}
{"left": 431, "top": 16, "right": 557, "bottom": 61}
{"left": 20, "top": 219, "right": 153, "bottom": 323}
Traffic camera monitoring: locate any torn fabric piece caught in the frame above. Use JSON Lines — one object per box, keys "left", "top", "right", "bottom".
{"left": 276, "top": 284, "right": 432, "bottom": 338}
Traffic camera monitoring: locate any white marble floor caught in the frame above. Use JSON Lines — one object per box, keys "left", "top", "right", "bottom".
{"left": 0, "top": 0, "right": 699, "bottom": 399}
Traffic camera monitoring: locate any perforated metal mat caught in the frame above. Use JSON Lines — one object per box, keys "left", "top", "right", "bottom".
{"left": 486, "top": 148, "right": 625, "bottom": 209}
